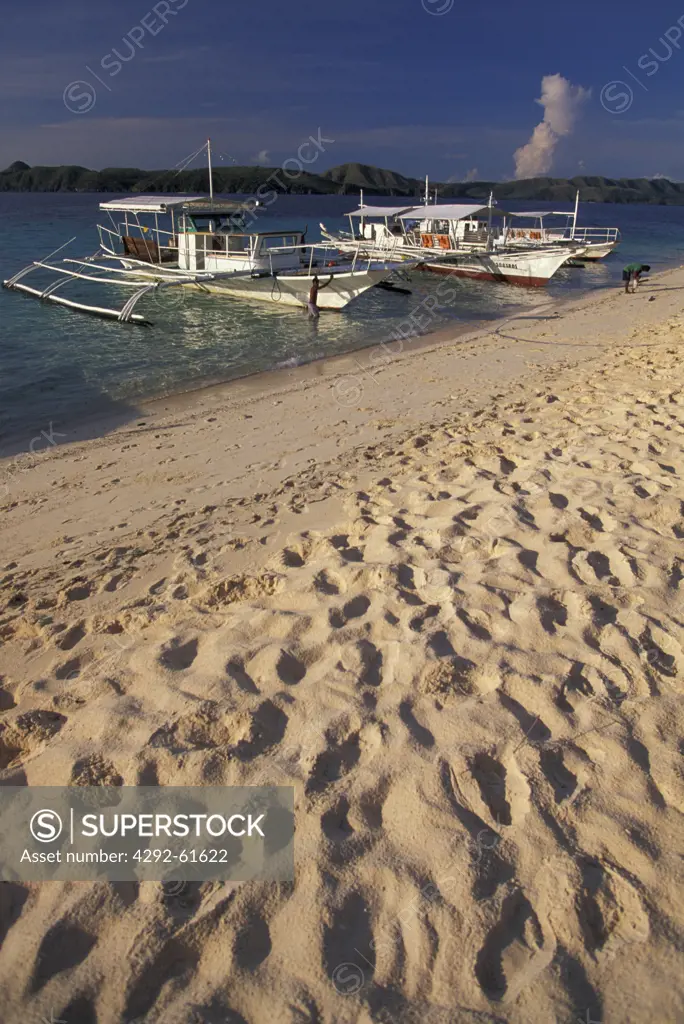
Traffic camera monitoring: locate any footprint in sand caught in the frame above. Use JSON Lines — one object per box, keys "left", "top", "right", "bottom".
{"left": 409, "top": 604, "right": 440, "bottom": 633}
{"left": 578, "top": 859, "right": 650, "bottom": 962}
{"left": 70, "top": 753, "right": 124, "bottom": 786}
{"left": 536, "top": 594, "right": 568, "bottom": 635}
{"left": 247, "top": 645, "right": 309, "bottom": 687}
{"left": 337, "top": 639, "right": 384, "bottom": 689}
{"left": 54, "top": 622, "right": 86, "bottom": 651}
{"left": 328, "top": 595, "right": 371, "bottom": 629}
{"left": 314, "top": 568, "right": 345, "bottom": 596}
{"left": 0, "top": 881, "right": 29, "bottom": 949}
{"left": 639, "top": 625, "right": 681, "bottom": 678}
{"left": 29, "top": 920, "right": 98, "bottom": 993}
{"left": 468, "top": 751, "right": 531, "bottom": 828}
{"left": 329, "top": 534, "right": 365, "bottom": 563}
{"left": 356, "top": 640, "right": 383, "bottom": 688}
{"left": 571, "top": 548, "right": 635, "bottom": 588}
{"left": 399, "top": 700, "right": 435, "bottom": 749}
{"left": 149, "top": 701, "right": 236, "bottom": 754}
{"left": 101, "top": 570, "right": 133, "bottom": 592}
{"left": 158, "top": 637, "right": 199, "bottom": 671}
{"left": 61, "top": 580, "right": 93, "bottom": 603}
{"left": 306, "top": 727, "right": 361, "bottom": 796}
{"left": 233, "top": 910, "right": 273, "bottom": 969}
{"left": 202, "top": 572, "right": 283, "bottom": 608}
{"left": 539, "top": 747, "right": 578, "bottom": 803}
{"left": 122, "top": 937, "right": 199, "bottom": 1021}
{"left": 233, "top": 700, "right": 289, "bottom": 762}
{"left": 0, "top": 710, "right": 67, "bottom": 770}
{"left": 419, "top": 654, "right": 479, "bottom": 700}
{"left": 0, "top": 683, "right": 17, "bottom": 712}
{"left": 475, "top": 889, "right": 553, "bottom": 1003}
{"left": 278, "top": 536, "right": 313, "bottom": 569}
{"left": 226, "top": 656, "right": 260, "bottom": 695}
{"left": 667, "top": 559, "right": 683, "bottom": 590}
{"left": 323, "top": 891, "right": 375, "bottom": 988}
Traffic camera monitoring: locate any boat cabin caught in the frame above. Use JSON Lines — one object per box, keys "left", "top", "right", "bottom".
{"left": 97, "top": 195, "right": 258, "bottom": 266}
{"left": 346, "top": 202, "right": 504, "bottom": 251}
{"left": 398, "top": 204, "right": 500, "bottom": 248}
{"left": 97, "top": 195, "right": 314, "bottom": 275}
{"left": 497, "top": 209, "right": 621, "bottom": 251}
{"left": 177, "top": 229, "right": 306, "bottom": 274}
{"left": 347, "top": 205, "right": 415, "bottom": 245}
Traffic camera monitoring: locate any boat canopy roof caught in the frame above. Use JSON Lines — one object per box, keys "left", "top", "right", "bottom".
{"left": 348, "top": 205, "right": 416, "bottom": 218}
{"left": 399, "top": 203, "right": 497, "bottom": 221}
{"left": 503, "top": 209, "right": 574, "bottom": 219}
{"left": 99, "top": 196, "right": 255, "bottom": 214}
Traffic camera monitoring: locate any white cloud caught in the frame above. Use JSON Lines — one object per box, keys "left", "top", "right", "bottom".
{"left": 514, "top": 74, "right": 591, "bottom": 179}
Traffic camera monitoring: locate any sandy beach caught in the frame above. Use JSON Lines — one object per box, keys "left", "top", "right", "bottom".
{"left": 1, "top": 269, "right": 683, "bottom": 1023}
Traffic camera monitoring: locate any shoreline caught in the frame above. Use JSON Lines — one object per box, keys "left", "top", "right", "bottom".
{"left": 0, "top": 268, "right": 627, "bottom": 461}
{"left": 1, "top": 263, "right": 681, "bottom": 584}
{"left": 3, "top": 189, "right": 682, "bottom": 452}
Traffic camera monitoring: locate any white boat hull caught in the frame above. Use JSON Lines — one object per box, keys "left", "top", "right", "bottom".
{"left": 181, "top": 267, "right": 397, "bottom": 309}
{"left": 117, "top": 261, "right": 397, "bottom": 310}
{"left": 321, "top": 227, "right": 575, "bottom": 285}
{"left": 421, "top": 247, "right": 573, "bottom": 287}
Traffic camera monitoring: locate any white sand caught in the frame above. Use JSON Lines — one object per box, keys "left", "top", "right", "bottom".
{"left": 1, "top": 270, "right": 683, "bottom": 1023}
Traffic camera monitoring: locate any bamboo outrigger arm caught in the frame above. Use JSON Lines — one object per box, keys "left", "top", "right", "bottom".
{"left": 2, "top": 258, "right": 222, "bottom": 326}
{"left": 2, "top": 259, "right": 156, "bottom": 325}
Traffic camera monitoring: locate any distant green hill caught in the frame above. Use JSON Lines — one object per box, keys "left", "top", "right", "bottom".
{"left": 2, "top": 160, "right": 683, "bottom": 204}
{"left": 321, "top": 162, "right": 418, "bottom": 195}
{"left": 0, "top": 163, "right": 338, "bottom": 195}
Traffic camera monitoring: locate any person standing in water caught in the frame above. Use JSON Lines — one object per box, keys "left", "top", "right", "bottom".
{"left": 308, "top": 275, "right": 321, "bottom": 319}
{"left": 623, "top": 263, "right": 651, "bottom": 294}
{"left": 307, "top": 274, "right": 333, "bottom": 318}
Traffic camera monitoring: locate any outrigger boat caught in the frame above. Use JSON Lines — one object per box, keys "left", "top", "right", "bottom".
{"left": 3, "top": 137, "right": 416, "bottom": 324}
{"left": 322, "top": 200, "right": 580, "bottom": 287}
{"left": 498, "top": 192, "right": 620, "bottom": 261}
{"left": 2, "top": 194, "right": 415, "bottom": 324}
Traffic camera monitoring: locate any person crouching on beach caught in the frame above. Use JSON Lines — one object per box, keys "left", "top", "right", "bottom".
{"left": 623, "top": 263, "right": 651, "bottom": 294}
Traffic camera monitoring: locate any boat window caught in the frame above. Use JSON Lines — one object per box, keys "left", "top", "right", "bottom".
{"left": 189, "top": 216, "right": 218, "bottom": 233}
{"left": 260, "top": 235, "right": 299, "bottom": 253}
{"left": 227, "top": 235, "right": 251, "bottom": 253}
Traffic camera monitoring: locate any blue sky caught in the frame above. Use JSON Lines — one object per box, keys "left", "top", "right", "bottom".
{"left": 2, "top": 0, "right": 684, "bottom": 179}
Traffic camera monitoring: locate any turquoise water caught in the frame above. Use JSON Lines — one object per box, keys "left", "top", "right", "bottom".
{"left": 1, "top": 193, "right": 683, "bottom": 448}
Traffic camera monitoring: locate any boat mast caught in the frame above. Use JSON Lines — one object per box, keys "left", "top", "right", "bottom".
{"left": 486, "top": 191, "right": 494, "bottom": 251}
{"left": 572, "top": 189, "right": 579, "bottom": 239}
{"left": 424, "top": 174, "right": 429, "bottom": 206}
{"left": 207, "top": 138, "right": 214, "bottom": 201}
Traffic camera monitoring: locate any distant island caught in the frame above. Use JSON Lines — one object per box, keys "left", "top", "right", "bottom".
{"left": 2, "top": 159, "right": 683, "bottom": 204}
